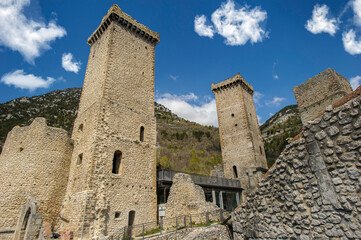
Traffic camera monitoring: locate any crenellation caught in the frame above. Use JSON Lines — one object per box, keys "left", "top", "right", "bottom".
{"left": 211, "top": 73, "right": 254, "bottom": 95}
{"left": 88, "top": 5, "right": 159, "bottom": 47}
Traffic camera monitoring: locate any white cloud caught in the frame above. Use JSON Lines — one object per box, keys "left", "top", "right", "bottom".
{"left": 194, "top": 0, "right": 268, "bottom": 46}
{"left": 194, "top": 15, "right": 214, "bottom": 38}
{"left": 169, "top": 75, "right": 179, "bottom": 81}
{"left": 156, "top": 93, "right": 218, "bottom": 126}
{"left": 342, "top": 29, "right": 361, "bottom": 55}
{"left": 0, "top": 0, "right": 66, "bottom": 63}
{"left": 253, "top": 91, "right": 264, "bottom": 106}
{"left": 269, "top": 112, "right": 274, "bottom": 117}
{"left": 273, "top": 74, "right": 279, "bottom": 80}
{"left": 350, "top": 75, "right": 361, "bottom": 90}
{"left": 257, "top": 115, "right": 263, "bottom": 124}
{"left": 353, "top": 0, "right": 361, "bottom": 27}
{"left": 62, "top": 53, "right": 81, "bottom": 73}
{"left": 265, "top": 96, "right": 286, "bottom": 107}
{"left": 305, "top": 4, "right": 338, "bottom": 36}
{"left": 1, "top": 69, "right": 55, "bottom": 91}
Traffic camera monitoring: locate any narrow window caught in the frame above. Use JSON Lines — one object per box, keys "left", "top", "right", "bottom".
{"left": 231, "top": 113, "right": 234, "bottom": 117}
{"left": 77, "top": 153, "right": 83, "bottom": 165}
{"left": 112, "top": 151, "right": 122, "bottom": 174}
{"left": 128, "top": 210, "right": 135, "bottom": 226}
{"left": 115, "top": 212, "right": 121, "bottom": 219}
{"left": 233, "top": 166, "right": 238, "bottom": 178}
{"left": 259, "top": 146, "right": 263, "bottom": 155}
{"left": 140, "top": 126, "right": 145, "bottom": 142}
{"left": 78, "top": 124, "right": 84, "bottom": 132}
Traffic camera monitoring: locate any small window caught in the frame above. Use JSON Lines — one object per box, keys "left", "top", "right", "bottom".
{"left": 235, "top": 124, "right": 238, "bottom": 127}
{"left": 77, "top": 153, "right": 83, "bottom": 165}
{"left": 259, "top": 146, "right": 263, "bottom": 155}
{"left": 233, "top": 166, "right": 238, "bottom": 178}
{"left": 140, "top": 126, "right": 145, "bottom": 142}
{"left": 112, "top": 151, "right": 122, "bottom": 174}
{"left": 231, "top": 113, "right": 234, "bottom": 117}
{"left": 115, "top": 212, "right": 121, "bottom": 219}
{"left": 78, "top": 124, "right": 84, "bottom": 132}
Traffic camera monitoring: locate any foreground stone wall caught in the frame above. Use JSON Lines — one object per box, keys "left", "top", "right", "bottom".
{"left": 0, "top": 118, "right": 72, "bottom": 231}
{"left": 293, "top": 68, "right": 353, "bottom": 124}
{"left": 233, "top": 90, "right": 361, "bottom": 239}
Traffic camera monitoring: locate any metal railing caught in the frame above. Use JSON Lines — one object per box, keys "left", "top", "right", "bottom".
{"left": 109, "top": 209, "right": 230, "bottom": 240}
{"left": 157, "top": 169, "right": 241, "bottom": 189}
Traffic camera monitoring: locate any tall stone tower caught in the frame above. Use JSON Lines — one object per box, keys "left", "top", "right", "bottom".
{"left": 212, "top": 73, "right": 267, "bottom": 199}
{"left": 59, "top": 5, "right": 159, "bottom": 238}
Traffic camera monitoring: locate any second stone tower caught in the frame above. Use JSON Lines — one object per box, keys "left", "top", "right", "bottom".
{"left": 212, "top": 73, "right": 267, "bottom": 200}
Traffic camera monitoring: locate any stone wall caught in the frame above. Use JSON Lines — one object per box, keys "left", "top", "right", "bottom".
{"left": 0, "top": 118, "right": 72, "bottom": 232}
{"left": 59, "top": 5, "right": 159, "bottom": 239}
{"left": 152, "top": 225, "right": 231, "bottom": 240}
{"left": 212, "top": 73, "right": 267, "bottom": 199}
{"left": 232, "top": 90, "right": 361, "bottom": 239}
{"left": 293, "top": 68, "right": 353, "bottom": 124}
{"left": 165, "top": 174, "right": 219, "bottom": 222}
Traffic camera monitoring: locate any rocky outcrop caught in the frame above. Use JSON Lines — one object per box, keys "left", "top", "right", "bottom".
{"left": 232, "top": 90, "right": 361, "bottom": 239}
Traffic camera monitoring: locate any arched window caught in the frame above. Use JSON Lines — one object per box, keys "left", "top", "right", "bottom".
{"left": 112, "top": 151, "right": 122, "bottom": 174}
{"left": 128, "top": 210, "right": 135, "bottom": 226}
{"left": 233, "top": 166, "right": 238, "bottom": 178}
{"left": 140, "top": 126, "right": 145, "bottom": 142}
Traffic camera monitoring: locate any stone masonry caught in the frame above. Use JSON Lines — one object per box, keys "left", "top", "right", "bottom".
{"left": 0, "top": 118, "right": 72, "bottom": 237}
{"left": 59, "top": 5, "right": 159, "bottom": 239}
{"left": 232, "top": 89, "right": 361, "bottom": 239}
{"left": 293, "top": 68, "right": 353, "bottom": 124}
{"left": 165, "top": 173, "right": 219, "bottom": 220}
{"left": 212, "top": 73, "right": 268, "bottom": 200}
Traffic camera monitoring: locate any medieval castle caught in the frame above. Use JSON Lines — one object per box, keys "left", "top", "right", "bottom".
{"left": 1, "top": 4, "right": 360, "bottom": 240}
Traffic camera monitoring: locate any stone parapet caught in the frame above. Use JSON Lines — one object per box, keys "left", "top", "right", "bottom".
{"left": 211, "top": 73, "right": 254, "bottom": 95}
{"left": 87, "top": 4, "right": 159, "bottom": 46}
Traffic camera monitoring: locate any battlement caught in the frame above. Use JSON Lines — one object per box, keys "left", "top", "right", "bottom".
{"left": 87, "top": 4, "right": 160, "bottom": 46}
{"left": 211, "top": 73, "right": 254, "bottom": 95}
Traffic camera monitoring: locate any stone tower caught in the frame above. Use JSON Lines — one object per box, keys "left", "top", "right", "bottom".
{"left": 59, "top": 5, "right": 159, "bottom": 238}
{"left": 212, "top": 73, "right": 267, "bottom": 199}
{"left": 293, "top": 68, "right": 353, "bottom": 124}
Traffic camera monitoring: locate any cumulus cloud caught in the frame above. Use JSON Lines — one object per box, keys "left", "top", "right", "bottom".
{"left": 350, "top": 75, "right": 361, "bottom": 90}
{"left": 305, "top": 4, "right": 338, "bottom": 36}
{"left": 62, "top": 53, "right": 81, "bottom": 73}
{"left": 194, "top": 15, "right": 214, "bottom": 38}
{"left": 353, "top": 0, "right": 361, "bottom": 27}
{"left": 257, "top": 115, "right": 263, "bottom": 124}
{"left": 0, "top": 0, "right": 66, "bottom": 63}
{"left": 342, "top": 29, "right": 361, "bottom": 55}
{"left": 156, "top": 93, "right": 218, "bottom": 126}
{"left": 265, "top": 96, "right": 286, "bottom": 107}
{"left": 1, "top": 69, "right": 55, "bottom": 91}
{"left": 194, "top": 0, "right": 268, "bottom": 46}
{"left": 253, "top": 91, "right": 264, "bottom": 106}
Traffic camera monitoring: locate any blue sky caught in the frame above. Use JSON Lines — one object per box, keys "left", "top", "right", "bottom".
{"left": 0, "top": 0, "right": 361, "bottom": 126}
